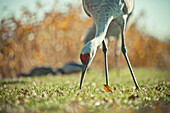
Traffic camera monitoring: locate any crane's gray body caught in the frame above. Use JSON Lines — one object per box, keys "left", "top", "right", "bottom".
{"left": 83, "top": 0, "right": 134, "bottom": 44}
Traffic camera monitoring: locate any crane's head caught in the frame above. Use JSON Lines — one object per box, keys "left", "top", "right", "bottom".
{"left": 79, "top": 41, "right": 97, "bottom": 89}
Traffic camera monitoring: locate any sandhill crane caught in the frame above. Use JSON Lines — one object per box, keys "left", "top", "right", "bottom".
{"left": 79, "top": 0, "right": 139, "bottom": 89}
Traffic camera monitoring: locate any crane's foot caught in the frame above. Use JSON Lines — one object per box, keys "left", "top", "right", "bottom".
{"left": 104, "top": 84, "right": 112, "bottom": 93}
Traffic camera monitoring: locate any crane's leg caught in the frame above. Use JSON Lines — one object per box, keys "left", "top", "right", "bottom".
{"left": 120, "top": 18, "right": 139, "bottom": 90}
{"left": 102, "top": 40, "right": 109, "bottom": 85}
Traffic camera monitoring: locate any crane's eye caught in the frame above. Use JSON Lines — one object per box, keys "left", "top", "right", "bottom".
{"left": 80, "top": 53, "right": 90, "bottom": 64}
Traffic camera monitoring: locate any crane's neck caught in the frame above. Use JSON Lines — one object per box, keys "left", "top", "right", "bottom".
{"left": 92, "top": 16, "right": 113, "bottom": 47}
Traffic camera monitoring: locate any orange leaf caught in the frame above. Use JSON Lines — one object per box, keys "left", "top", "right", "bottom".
{"left": 79, "top": 106, "right": 87, "bottom": 112}
{"left": 113, "top": 103, "right": 119, "bottom": 110}
{"left": 104, "top": 85, "right": 112, "bottom": 93}
{"left": 6, "top": 100, "right": 12, "bottom": 104}
{"left": 23, "top": 97, "right": 26, "bottom": 101}
{"left": 82, "top": 85, "right": 88, "bottom": 88}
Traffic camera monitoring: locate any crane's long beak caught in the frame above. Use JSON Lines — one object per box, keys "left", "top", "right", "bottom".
{"left": 80, "top": 64, "right": 87, "bottom": 89}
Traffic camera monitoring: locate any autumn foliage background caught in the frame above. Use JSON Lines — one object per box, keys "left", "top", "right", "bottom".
{"left": 0, "top": 5, "right": 170, "bottom": 78}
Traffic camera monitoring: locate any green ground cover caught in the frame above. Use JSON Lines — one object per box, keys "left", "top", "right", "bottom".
{"left": 0, "top": 68, "right": 170, "bottom": 113}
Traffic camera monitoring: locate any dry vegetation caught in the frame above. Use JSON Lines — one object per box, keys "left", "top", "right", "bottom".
{"left": 0, "top": 7, "right": 170, "bottom": 78}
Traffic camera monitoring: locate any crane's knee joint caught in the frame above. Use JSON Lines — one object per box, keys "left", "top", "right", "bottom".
{"left": 102, "top": 46, "right": 108, "bottom": 53}
{"left": 121, "top": 46, "right": 127, "bottom": 55}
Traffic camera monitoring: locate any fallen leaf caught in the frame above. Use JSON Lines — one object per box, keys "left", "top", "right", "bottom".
{"left": 25, "top": 89, "right": 29, "bottom": 92}
{"left": 17, "top": 96, "right": 21, "bottom": 101}
{"left": 129, "top": 94, "right": 139, "bottom": 100}
{"left": 23, "top": 97, "right": 26, "bottom": 101}
{"left": 82, "top": 85, "right": 88, "bottom": 88}
{"left": 6, "top": 100, "right": 12, "bottom": 104}
{"left": 113, "top": 103, "right": 119, "bottom": 110}
{"left": 84, "top": 91, "right": 86, "bottom": 97}
{"left": 79, "top": 106, "right": 87, "bottom": 112}
{"left": 19, "top": 89, "right": 29, "bottom": 95}
{"left": 125, "top": 90, "right": 130, "bottom": 92}
{"left": 104, "top": 85, "right": 112, "bottom": 93}
{"left": 23, "top": 97, "right": 30, "bottom": 103}
{"left": 122, "top": 90, "right": 130, "bottom": 93}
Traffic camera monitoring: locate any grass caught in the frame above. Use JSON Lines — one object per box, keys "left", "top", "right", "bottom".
{"left": 0, "top": 68, "right": 170, "bottom": 113}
